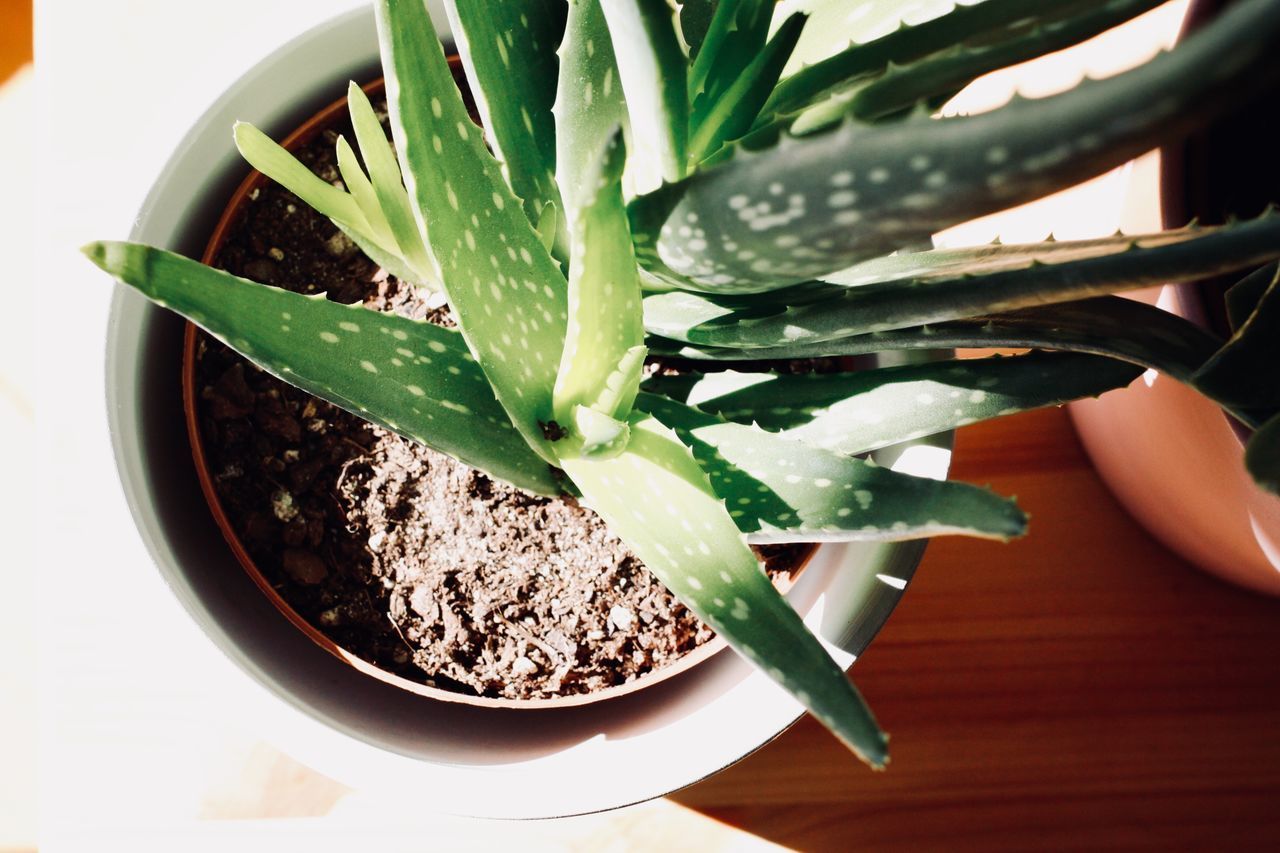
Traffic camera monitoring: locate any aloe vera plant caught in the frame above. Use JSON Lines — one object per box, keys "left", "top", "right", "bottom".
{"left": 86, "top": 0, "right": 1280, "bottom": 768}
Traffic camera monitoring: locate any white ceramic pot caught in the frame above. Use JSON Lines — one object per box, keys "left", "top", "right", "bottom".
{"left": 103, "top": 4, "right": 950, "bottom": 817}
{"left": 1070, "top": 285, "right": 1280, "bottom": 596}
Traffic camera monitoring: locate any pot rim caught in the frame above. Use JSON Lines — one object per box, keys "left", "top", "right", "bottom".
{"left": 180, "top": 73, "right": 817, "bottom": 710}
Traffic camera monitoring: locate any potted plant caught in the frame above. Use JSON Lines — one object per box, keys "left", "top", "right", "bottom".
{"left": 89, "top": 0, "right": 1280, "bottom": 811}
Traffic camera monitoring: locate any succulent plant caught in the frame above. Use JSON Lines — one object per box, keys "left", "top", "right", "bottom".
{"left": 85, "top": 0, "right": 1280, "bottom": 769}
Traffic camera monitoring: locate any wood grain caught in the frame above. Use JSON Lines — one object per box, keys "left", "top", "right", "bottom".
{"left": 673, "top": 407, "right": 1280, "bottom": 851}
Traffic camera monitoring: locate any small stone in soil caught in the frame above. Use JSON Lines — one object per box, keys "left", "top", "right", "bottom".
{"left": 271, "top": 490, "right": 298, "bottom": 522}
{"left": 608, "top": 605, "right": 634, "bottom": 632}
{"left": 282, "top": 549, "right": 328, "bottom": 585}
{"left": 512, "top": 656, "right": 538, "bottom": 676}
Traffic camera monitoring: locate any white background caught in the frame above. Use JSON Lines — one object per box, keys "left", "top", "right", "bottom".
{"left": 35, "top": 0, "right": 363, "bottom": 846}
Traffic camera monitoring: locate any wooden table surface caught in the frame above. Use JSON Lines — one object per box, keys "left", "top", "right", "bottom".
{"left": 184, "top": 407, "right": 1280, "bottom": 851}
{"left": 673, "top": 407, "right": 1280, "bottom": 851}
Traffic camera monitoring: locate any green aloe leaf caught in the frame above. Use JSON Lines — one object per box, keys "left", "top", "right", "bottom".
{"left": 444, "top": 0, "right": 566, "bottom": 240}
{"left": 637, "top": 393, "right": 1027, "bottom": 542}
{"left": 84, "top": 242, "right": 559, "bottom": 496}
{"left": 1225, "top": 261, "right": 1278, "bottom": 331}
{"left": 554, "top": 0, "right": 628, "bottom": 244}
{"left": 649, "top": 296, "right": 1223, "bottom": 387}
{"left": 690, "top": 1, "right": 775, "bottom": 114}
{"left": 236, "top": 113, "right": 436, "bottom": 289}
{"left": 764, "top": 0, "right": 1148, "bottom": 123}
{"left": 536, "top": 199, "right": 561, "bottom": 254}
{"left": 646, "top": 351, "right": 1143, "bottom": 456}
{"left": 324, "top": 135, "right": 430, "bottom": 286}
{"left": 629, "top": 0, "right": 1280, "bottom": 292}
{"left": 594, "top": 345, "right": 648, "bottom": 422}
{"left": 346, "top": 82, "right": 436, "bottom": 279}
{"left": 827, "top": 0, "right": 1168, "bottom": 125}
{"left": 571, "top": 404, "right": 631, "bottom": 458}
{"left": 642, "top": 213, "right": 1280, "bottom": 346}
{"left": 775, "top": 0, "right": 1043, "bottom": 79}
{"left": 553, "top": 131, "right": 645, "bottom": 429}
{"left": 1193, "top": 264, "right": 1280, "bottom": 409}
{"left": 334, "top": 135, "right": 395, "bottom": 248}
{"left": 232, "top": 121, "right": 370, "bottom": 234}
{"left": 679, "top": 0, "right": 716, "bottom": 57}
{"left": 1245, "top": 412, "right": 1280, "bottom": 497}
{"left": 687, "top": 12, "right": 808, "bottom": 166}
{"left": 820, "top": 224, "right": 1238, "bottom": 288}
{"left": 344, "top": 225, "right": 434, "bottom": 288}
{"left": 561, "top": 412, "right": 889, "bottom": 767}
{"left": 377, "top": 0, "right": 568, "bottom": 463}
{"left": 600, "top": 0, "right": 688, "bottom": 187}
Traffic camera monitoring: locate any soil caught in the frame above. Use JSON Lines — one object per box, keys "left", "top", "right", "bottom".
{"left": 193, "top": 93, "right": 812, "bottom": 700}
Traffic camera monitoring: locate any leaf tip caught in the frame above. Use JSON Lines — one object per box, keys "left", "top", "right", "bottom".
{"left": 80, "top": 240, "right": 116, "bottom": 273}
{"left": 858, "top": 729, "right": 890, "bottom": 771}
{"left": 231, "top": 120, "right": 261, "bottom": 153}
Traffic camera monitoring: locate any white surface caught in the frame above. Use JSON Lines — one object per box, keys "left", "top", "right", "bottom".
{"left": 36, "top": 1, "right": 366, "bottom": 847}
{"left": 1, "top": 65, "right": 36, "bottom": 851}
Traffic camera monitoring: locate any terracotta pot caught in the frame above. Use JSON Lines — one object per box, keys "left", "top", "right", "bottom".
{"left": 180, "top": 70, "right": 820, "bottom": 709}
{"left": 1070, "top": 0, "right": 1280, "bottom": 596}
{"left": 105, "top": 5, "right": 947, "bottom": 815}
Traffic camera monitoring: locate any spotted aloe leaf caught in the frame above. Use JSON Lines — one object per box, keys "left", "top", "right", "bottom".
{"left": 774, "top": 0, "right": 1043, "bottom": 80}
{"left": 795, "top": 0, "right": 1170, "bottom": 127}
{"left": 554, "top": 0, "right": 627, "bottom": 240}
{"left": 1245, "top": 412, "right": 1280, "bottom": 497}
{"left": 763, "top": 0, "right": 1152, "bottom": 123}
{"left": 593, "top": 344, "right": 648, "bottom": 421}
{"left": 561, "top": 412, "right": 889, "bottom": 767}
{"left": 553, "top": 131, "right": 645, "bottom": 432}
{"left": 83, "top": 242, "right": 559, "bottom": 496}
{"left": 687, "top": 12, "right": 808, "bottom": 166}
{"left": 629, "top": 0, "right": 1280, "bottom": 292}
{"left": 600, "top": 0, "right": 688, "bottom": 188}
{"left": 637, "top": 393, "right": 1026, "bottom": 543}
{"left": 650, "top": 296, "right": 1223, "bottom": 386}
{"left": 377, "top": 0, "right": 568, "bottom": 463}
{"left": 1193, "top": 263, "right": 1280, "bottom": 410}
{"left": 444, "top": 0, "right": 566, "bottom": 243}
{"left": 647, "top": 351, "right": 1143, "bottom": 457}
{"left": 820, "top": 223, "right": 1249, "bottom": 288}
{"left": 642, "top": 212, "right": 1280, "bottom": 346}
